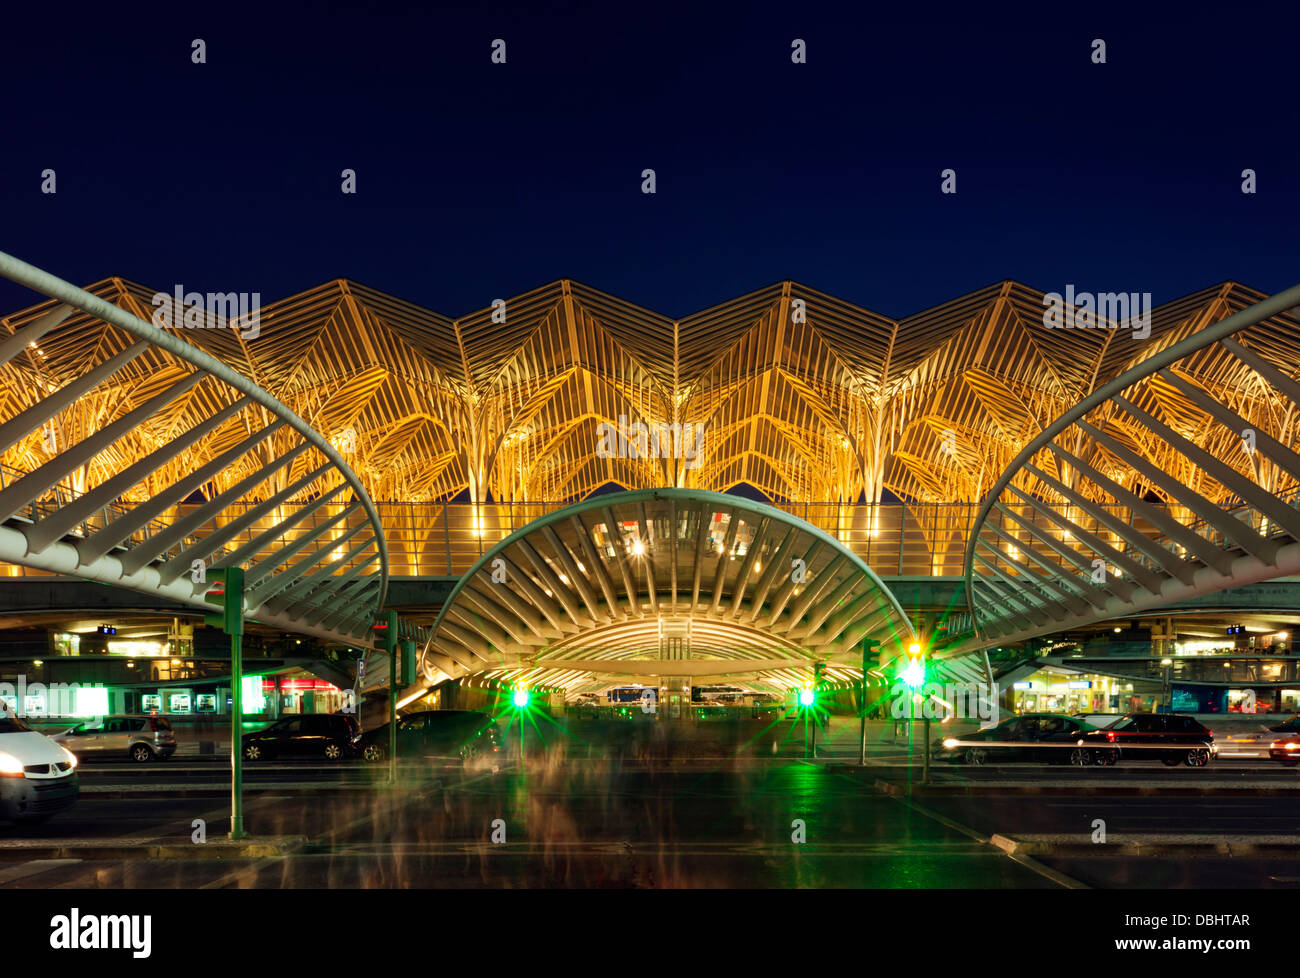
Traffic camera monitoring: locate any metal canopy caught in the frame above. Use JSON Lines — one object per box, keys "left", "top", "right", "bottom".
{"left": 955, "top": 282, "right": 1300, "bottom": 653}
{"left": 0, "top": 251, "right": 389, "bottom": 646}
{"left": 420, "top": 489, "right": 916, "bottom": 693}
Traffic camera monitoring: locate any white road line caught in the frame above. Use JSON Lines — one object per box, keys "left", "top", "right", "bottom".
{"left": 0, "top": 858, "right": 82, "bottom": 885}
{"left": 863, "top": 777, "right": 1090, "bottom": 889}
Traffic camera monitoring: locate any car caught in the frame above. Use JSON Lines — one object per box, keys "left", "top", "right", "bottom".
{"left": 1268, "top": 715, "right": 1300, "bottom": 735}
{"left": 1074, "top": 713, "right": 1123, "bottom": 730}
{"left": 932, "top": 713, "right": 1103, "bottom": 766}
{"left": 1082, "top": 713, "right": 1215, "bottom": 767}
{"left": 241, "top": 713, "right": 361, "bottom": 761}
{"left": 358, "top": 710, "right": 502, "bottom": 767}
{"left": 1268, "top": 734, "right": 1300, "bottom": 765}
{"left": 0, "top": 712, "right": 79, "bottom": 824}
{"left": 52, "top": 715, "right": 176, "bottom": 762}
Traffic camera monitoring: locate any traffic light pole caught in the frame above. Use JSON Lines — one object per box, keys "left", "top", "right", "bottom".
{"left": 860, "top": 638, "right": 877, "bottom": 767}
{"left": 922, "top": 713, "right": 931, "bottom": 785}
{"left": 384, "top": 611, "right": 398, "bottom": 786}
{"left": 229, "top": 628, "right": 244, "bottom": 839}
{"left": 205, "top": 566, "right": 247, "bottom": 841}
{"left": 388, "top": 644, "right": 397, "bottom": 785}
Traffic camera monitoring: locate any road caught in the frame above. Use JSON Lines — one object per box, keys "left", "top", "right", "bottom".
{"left": 1, "top": 762, "right": 1056, "bottom": 888}
{"left": 6, "top": 752, "right": 1300, "bottom": 888}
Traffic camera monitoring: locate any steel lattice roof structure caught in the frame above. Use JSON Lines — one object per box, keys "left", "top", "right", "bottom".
{"left": 4, "top": 261, "right": 1300, "bottom": 693}
{"left": 4, "top": 274, "right": 1296, "bottom": 515}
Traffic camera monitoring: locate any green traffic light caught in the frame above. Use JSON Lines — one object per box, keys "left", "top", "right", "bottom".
{"left": 513, "top": 688, "right": 530, "bottom": 708}
{"left": 902, "top": 658, "right": 925, "bottom": 689}
{"left": 798, "top": 687, "right": 815, "bottom": 707}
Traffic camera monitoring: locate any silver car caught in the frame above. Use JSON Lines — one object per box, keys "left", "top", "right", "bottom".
{"left": 0, "top": 712, "right": 79, "bottom": 823}
{"left": 53, "top": 715, "right": 177, "bottom": 762}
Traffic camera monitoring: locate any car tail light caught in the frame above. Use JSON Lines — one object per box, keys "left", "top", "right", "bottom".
{"left": 1206, "top": 729, "right": 1213, "bottom": 737}
{"left": 1106, "top": 731, "right": 1115, "bottom": 742}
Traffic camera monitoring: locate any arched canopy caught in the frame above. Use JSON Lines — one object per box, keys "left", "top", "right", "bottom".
{"left": 421, "top": 489, "right": 916, "bottom": 692}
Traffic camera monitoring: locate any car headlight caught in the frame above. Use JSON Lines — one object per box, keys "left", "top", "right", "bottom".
{"left": 61, "top": 747, "right": 78, "bottom": 768}
{"left": 942, "top": 738, "right": 959, "bottom": 749}
{"left": 0, "top": 752, "right": 24, "bottom": 777}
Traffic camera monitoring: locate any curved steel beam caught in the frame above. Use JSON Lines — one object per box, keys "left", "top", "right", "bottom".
{"left": 0, "top": 250, "right": 389, "bottom": 646}
{"left": 958, "top": 282, "right": 1300, "bottom": 652}
{"left": 419, "top": 487, "right": 917, "bottom": 691}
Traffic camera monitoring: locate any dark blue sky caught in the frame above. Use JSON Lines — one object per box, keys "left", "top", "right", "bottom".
{"left": 2, "top": 0, "right": 1296, "bottom": 320}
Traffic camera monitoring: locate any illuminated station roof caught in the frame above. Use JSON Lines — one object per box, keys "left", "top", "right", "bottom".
{"left": 5, "top": 275, "right": 1292, "bottom": 514}
{"left": 4, "top": 272, "right": 1299, "bottom": 689}
{"left": 421, "top": 489, "right": 916, "bottom": 694}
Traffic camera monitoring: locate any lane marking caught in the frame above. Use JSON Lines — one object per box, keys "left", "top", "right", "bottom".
{"left": 0, "top": 858, "right": 82, "bottom": 885}
{"left": 852, "top": 772, "right": 1090, "bottom": 889}
{"left": 198, "top": 767, "right": 505, "bottom": 889}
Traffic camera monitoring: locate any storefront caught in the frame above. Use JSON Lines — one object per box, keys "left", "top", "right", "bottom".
{"left": 1010, "top": 671, "right": 1135, "bottom": 715}
{"left": 1172, "top": 685, "right": 1300, "bottom": 715}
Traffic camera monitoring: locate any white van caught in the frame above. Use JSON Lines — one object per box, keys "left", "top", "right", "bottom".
{"left": 0, "top": 711, "right": 79, "bottom": 824}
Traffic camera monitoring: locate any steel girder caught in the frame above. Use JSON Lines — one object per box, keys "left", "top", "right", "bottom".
{"left": 956, "top": 282, "right": 1300, "bottom": 653}
{"left": 0, "top": 251, "right": 389, "bottom": 646}
{"left": 416, "top": 488, "right": 917, "bottom": 693}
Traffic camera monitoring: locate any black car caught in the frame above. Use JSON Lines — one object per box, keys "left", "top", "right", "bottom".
{"left": 932, "top": 713, "right": 1101, "bottom": 766}
{"left": 1268, "top": 714, "right": 1300, "bottom": 735}
{"left": 358, "top": 710, "right": 502, "bottom": 766}
{"left": 1081, "top": 713, "right": 1215, "bottom": 767}
{"left": 241, "top": 713, "right": 361, "bottom": 761}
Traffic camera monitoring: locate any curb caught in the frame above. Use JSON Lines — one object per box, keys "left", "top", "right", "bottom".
{"left": 839, "top": 771, "right": 1300, "bottom": 797}
{"left": 878, "top": 784, "right": 1300, "bottom": 797}
{"left": 0, "top": 836, "right": 308, "bottom": 861}
{"left": 988, "top": 834, "right": 1300, "bottom": 858}
{"left": 80, "top": 784, "right": 399, "bottom": 797}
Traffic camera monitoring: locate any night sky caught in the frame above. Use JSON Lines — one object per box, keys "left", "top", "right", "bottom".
{"left": 1, "top": 0, "right": 1296, "bottom": 320}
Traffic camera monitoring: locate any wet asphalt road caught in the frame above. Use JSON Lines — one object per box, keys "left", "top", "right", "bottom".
{"left": 1, "top": 762, "right": 1053, "bottom": 888}
{"left": 7, "top": 758, "right": 1300, "bottom": 888}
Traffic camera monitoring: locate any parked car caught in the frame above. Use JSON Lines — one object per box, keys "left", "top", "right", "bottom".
{"left": 52, "top": 715, "right": 176, "bottom": 762}
{"left": 932, "top": 713, "right": 1103, "bottom": 765}
{"left": 359, "top": 710, "right": 501, "bottom": 767}
{"left": 0, "top": 712, "right": 79, "bottom": 824}
{"left": 1082, "top": 713, "right": 1215, "bottom": 767}
{"left": 241, "top": 713, "right": 361, "bottom": 761}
